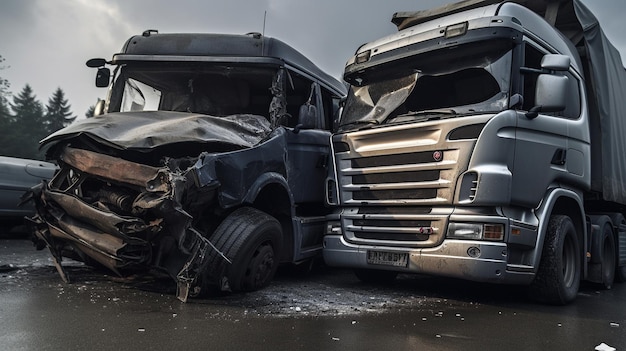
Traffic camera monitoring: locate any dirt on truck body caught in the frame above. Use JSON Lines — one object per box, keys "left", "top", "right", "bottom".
{"left": 29, "top": 31, "right": 346, "bottom": 301}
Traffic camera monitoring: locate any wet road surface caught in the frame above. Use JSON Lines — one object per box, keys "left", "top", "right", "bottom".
{"left": 1, "top": 237, "right": 625, "bottom": 351}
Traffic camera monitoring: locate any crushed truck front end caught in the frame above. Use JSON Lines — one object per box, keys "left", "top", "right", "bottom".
{"left": 31, "top": 111, "right": 285, "bottom": 301}
{"left": 30, "top": 31, "right": 347, "bottom": 301}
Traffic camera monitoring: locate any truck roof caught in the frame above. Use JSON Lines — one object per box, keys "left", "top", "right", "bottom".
{"left": 392, "top": 0, "right": 582, "bottom": 43}
{"left": 347, "top": 1, "right": 584, "bottom": 76}
{"left": 112, "top": 31, "right": 346, "bottom": 96}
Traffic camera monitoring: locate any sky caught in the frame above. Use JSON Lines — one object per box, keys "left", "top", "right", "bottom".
{"left": 0, "top": 0, "right": 624, "bottom": 120}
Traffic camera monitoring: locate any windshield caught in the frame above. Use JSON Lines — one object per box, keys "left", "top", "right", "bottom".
{"left": 340, "top": 39, "right": 513, "bottom": 131}
{"left": 108, "top": 63, "right": 279, "bottom": 118}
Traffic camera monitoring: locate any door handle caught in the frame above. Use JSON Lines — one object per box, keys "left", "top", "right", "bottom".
{"left": 551, "top": 148, "right": 567, "bottom": 165}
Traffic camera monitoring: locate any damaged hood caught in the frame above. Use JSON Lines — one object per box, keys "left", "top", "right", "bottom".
{"left": 41, "top": 111, "right": 272, "bottom": 150}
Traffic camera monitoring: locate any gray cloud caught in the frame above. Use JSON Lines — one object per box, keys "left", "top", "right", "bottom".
{"left": 0, "top": 0, "right": 623, "bottom": 120}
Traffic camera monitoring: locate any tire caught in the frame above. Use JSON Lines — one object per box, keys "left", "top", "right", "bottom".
{"left": 609, "top": 214, "right": 626, "bottom": 283}
{"left": 529, "top": 215, "right": 581, "bottom": 305}
{"left": 354, "top": 269, "right": 398, "bottom": 284}
{"left": 205, "top": 207, "right": 282, "bottom": 293}
{"left": 597, "top": 222, "right": 616, "bottom": 289}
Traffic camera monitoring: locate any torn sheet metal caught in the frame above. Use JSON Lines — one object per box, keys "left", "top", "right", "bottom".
{"left": 31, "top": 117, "right": 289, "bottom": 302}
{"left": 41, "top": 111, "right": 272, "bottom": 151}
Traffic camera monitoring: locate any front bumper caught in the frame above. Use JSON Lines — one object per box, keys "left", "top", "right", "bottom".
{"left": 30, "top": 146, "right": 220, "bottom": 302}
{"left": 323, "top": 234, "right": 535, "bottom": 285}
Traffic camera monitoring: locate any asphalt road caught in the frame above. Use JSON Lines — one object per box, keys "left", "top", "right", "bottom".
{"left": 1, "top": 236, "right": 625, "bottom": 351}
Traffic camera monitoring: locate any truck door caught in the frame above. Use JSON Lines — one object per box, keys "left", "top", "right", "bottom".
{"left": 511, "top": 42, "right": 585, "bottom": 207}
{"left": 284, "top": 81, "right": 330, "bottom": 205}
{"left": 283, "top": 79, "right": 334, "bottom": 260}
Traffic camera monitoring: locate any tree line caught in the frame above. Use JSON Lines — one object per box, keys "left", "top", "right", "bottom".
{"left": 1, "top": 54, "right": 94, "bottom": 161}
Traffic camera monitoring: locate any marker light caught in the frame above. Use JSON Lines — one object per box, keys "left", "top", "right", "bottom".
{"left": 483, "top": 224, "right": 504, "bottom": 240}
{"left": 445, "top": 22, "right": 468, "bottom": 38}
{"left": 355, "top": 50, "right": 371, "bottom": 64}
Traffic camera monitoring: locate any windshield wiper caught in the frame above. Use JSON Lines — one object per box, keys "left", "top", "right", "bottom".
{"left": 390, "top": 108, "right": 457, "bottom": 123}
{"left": 339, "top": 120, "right": 379, "bottom": 132}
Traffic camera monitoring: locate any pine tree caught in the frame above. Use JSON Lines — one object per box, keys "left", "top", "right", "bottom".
{"left": 10, "top": 85, "right": 47, "bottom": 159}
{"left": 0, "top": 55, "right": 14, "bottom": 156}
{"left": 45, "top": 87, "right": 76, "bottom": 134}
{"left": 0, "top": 55, "right": 10, "bottom": 102}
{"left": 85, "top": 104, "right": 95, "bottom": 118}
{"left": 0, "top": 95, "right": 12, "bottom": 156}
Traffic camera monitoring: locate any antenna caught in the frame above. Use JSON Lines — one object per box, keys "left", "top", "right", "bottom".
{"left": 262, "top": 11, "right": 267, "bottom": 55}
{"left": 262, "top": 11, "right": 267, "bottom": 37}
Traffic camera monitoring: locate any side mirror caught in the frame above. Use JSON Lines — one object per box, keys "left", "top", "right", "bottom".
{"left": 526, "top": 74, "right": 568, "bottom": 119}
{"left": 297, "top": 103, "right": 318, "bottom": 130}
{"left": 86, "top": 58, "right": 107, "bottom": 68}
{"left": 95, "top": 68, "right": 110, "bottom": 88}
{"left": 541, "top": 54, "right": 570, "bottom": 71}
{"left": 536, "top": 74, "right": 568, "bottom": 111}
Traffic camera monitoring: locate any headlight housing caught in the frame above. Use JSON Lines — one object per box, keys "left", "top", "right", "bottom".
{"left": 447, "top": 222, "right": 504, "bottom": 241}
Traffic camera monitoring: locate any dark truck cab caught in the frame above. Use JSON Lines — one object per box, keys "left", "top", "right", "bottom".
{"left": 30, "top": 31, "right": 346, "bottom": 301}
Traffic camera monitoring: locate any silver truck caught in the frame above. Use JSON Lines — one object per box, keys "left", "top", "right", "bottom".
{"left": 323, "top": 0, "right": 626, "bottom": 304}
{"left": 29, "top": 31, "right": 346, "bottom": 301}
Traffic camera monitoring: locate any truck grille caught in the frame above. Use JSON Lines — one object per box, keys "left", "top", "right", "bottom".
{"left": 341, "top": 207, "right": 447, "bottom": 246}
{"left": 337, "top": 148, "right": 458, "bottom": 205}
{"left": 332, "top": 122, "right": 475, "bottom": 246}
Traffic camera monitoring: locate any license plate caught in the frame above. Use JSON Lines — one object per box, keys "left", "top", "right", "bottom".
{"left": 367, "top": 250, "right": 408, "bottom": 267}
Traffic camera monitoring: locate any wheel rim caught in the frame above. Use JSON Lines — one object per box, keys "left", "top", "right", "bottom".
{"left": 602, "top": 234, "right": 616, "bottom": 283}
{"left": 562, "top": 233, "right": 577, "bottom": 287}
{"left": 246, "top": 243, "right": 275, "bottom": 287}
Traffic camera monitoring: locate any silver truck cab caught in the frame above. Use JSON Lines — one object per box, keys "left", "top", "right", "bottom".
{"left": 324, "top": 0, "right": 626, "bottom": 304}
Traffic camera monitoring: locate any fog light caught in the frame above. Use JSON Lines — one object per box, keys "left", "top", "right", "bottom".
{"left": 467, "top": 246, "right": 481, "bottom": 258}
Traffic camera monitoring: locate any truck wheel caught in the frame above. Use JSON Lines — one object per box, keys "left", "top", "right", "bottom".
{"left": 207, "top": 207, "right": 282, "bottom": 292}
{"left": 354, "top": 269, "right": 398, "bottom": 284}
{"left": 597, "top": 222, "right": 616, "bottom": 289}
{"left": 529, "top": 215, "right": 581, "bottom": 305}
{"left": 608, "top": 214, "right": 626, "bottom": 283}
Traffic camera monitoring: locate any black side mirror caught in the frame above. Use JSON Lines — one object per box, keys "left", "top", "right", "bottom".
{"left": 297, "top": 103, "right": 318, "bottom": 129}
{"left": 95, "top": 68, "right": 110, "bottom": 88}
{"left": 86, "top": 58, "right": 107, "bottom": 68}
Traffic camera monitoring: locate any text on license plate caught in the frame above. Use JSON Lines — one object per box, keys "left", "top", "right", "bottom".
{"left": 367, "top": 250, "right": 408, "bottom": 267}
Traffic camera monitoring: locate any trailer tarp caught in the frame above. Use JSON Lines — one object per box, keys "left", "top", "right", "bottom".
{"left": 573, "top": 0, "right": 626, "bottom": 204}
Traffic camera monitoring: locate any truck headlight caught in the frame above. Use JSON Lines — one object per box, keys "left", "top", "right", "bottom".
{"left": 447, "top": 222, "right": 504, "bottom": 241}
